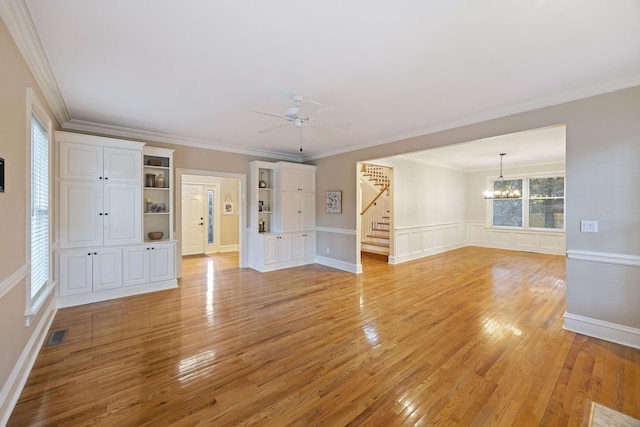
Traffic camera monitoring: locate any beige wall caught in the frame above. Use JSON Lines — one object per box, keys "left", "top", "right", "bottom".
{"left": 2, "top": 6, "right": 639, "bottom": 415}
{"left": 0, "top": 20, "right": 58, "bottom": 418}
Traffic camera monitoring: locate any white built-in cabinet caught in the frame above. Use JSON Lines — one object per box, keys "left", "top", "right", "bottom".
{"left": 249, "top": 161, "right": 316, "bottom": 272}
{"left": 58, "top": 248, "right": 122, "bottom": 296}
{"left": 55, "top": 131, "right": 177, "bottom": 308}
{"left": 122, "top": 243, "right": 175, "bottom": 286}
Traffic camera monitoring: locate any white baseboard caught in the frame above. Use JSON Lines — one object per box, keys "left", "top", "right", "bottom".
{"left": 564, "top": 312, "right": 640, "bottom": 350}
{"left": 57, "top": 279, "right": 178, "bottom": 309}
{"left": 0, "top": 295, "right": 57, "bottom": 426}
{"left": 315, "top": 255, "right": 361, "bottom": 274}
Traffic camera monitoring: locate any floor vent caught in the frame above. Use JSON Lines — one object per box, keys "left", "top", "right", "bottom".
{"left": 46, "top": 329, "right": 68, "bottom": 346}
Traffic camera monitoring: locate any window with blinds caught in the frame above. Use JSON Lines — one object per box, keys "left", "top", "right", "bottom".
{"left": 30, "top": 114, "right": 49, "bottom": 300}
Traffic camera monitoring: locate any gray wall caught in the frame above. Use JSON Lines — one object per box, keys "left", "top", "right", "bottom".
{"left": 313, "top": 86, "right": 640, "bottom": 332}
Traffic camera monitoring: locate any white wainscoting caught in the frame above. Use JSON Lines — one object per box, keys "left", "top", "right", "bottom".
{"left": 390, "top": 222, "right": 467, "bottom": 264}
{"left": 466, "top": 221, "right": 565, "bottom": 255}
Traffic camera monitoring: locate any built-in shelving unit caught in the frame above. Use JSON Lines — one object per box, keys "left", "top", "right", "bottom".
{"left": 248, "top": 160, "right": 316, "bottom": 272}
{"left": 143, "top": 147, "right": 174, "bottom": 242}
{"left": 250, "top": 161, "right": 276, "bottom": 234}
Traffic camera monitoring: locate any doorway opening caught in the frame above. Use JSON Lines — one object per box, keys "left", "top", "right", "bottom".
{"left": 175, "top": 168, "right": 246, "bottom": 278}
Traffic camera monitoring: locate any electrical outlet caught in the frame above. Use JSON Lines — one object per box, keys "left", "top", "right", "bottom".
{"left": 326, "top": 248, "right": 330, "bottom": 254}
{"left": 581, "top": 220, "right": 598, "bottom": 232}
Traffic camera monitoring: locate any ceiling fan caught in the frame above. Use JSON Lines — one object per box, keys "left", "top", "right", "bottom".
{"left": 248, "top": 94, "right": 351, "bottom": 135}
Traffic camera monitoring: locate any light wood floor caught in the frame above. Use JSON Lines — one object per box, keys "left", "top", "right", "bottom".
{"left": 9, "top": 247, "right": 640, "bottom": 426}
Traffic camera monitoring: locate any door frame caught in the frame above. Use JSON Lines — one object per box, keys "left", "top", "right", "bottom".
{"left": 175, "top": 168, "right": 247, "bottom": 278}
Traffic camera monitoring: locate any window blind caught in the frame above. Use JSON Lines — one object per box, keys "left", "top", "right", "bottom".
{"left": 31, "top": 114, "right": 49, "bottom": 298}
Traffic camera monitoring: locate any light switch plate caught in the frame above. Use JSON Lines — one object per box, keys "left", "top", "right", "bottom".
{"left": 581, "top": 220, "right": 598, "bottom": 232}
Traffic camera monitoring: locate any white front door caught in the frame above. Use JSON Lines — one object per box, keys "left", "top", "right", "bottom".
{"left": 182, "top": 184, "right": 204, "bottom": 255}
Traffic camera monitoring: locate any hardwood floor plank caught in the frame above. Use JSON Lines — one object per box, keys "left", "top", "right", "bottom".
{"left": 8, "top": 247, "right": 640, "bottom": 426}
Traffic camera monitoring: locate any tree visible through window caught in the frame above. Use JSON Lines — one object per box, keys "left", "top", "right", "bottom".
{"left": 529, "top": 177, "right": 564, "bottom": 229}
{"left": 489, "top": 176, "right": 564, "bottom": 230}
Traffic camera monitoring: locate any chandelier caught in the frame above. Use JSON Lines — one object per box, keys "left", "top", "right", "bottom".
{"left": 483, "top": 153, "right": 521, "bottom": 199}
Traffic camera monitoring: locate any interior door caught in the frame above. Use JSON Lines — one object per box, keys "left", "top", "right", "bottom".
{"left": 182, "top": 184, "right": 204, "bottom": 255}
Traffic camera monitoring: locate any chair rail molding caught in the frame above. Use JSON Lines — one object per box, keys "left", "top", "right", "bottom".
{"left": 566, "top": 249, "right": 640, "bottom": 267}
{"left": 0, "top": 264, "right": 28, "bottom": 300}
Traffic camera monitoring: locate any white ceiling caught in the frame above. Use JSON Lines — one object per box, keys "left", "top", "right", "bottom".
{"left": 16, "top": 1, "right": 640, "bottom": 162}
{"left": 395, "top": 125, "right": 566, "bottom": 171}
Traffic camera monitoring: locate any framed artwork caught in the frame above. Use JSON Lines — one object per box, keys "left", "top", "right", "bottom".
{"left": 326, "top": 191, "right": 342, "bottom": 214}
{"left": 150, "top": 203, "right": 166, "bottom": 213}
{"left": 224, "top": 201, "right": 234, "bottom": 215}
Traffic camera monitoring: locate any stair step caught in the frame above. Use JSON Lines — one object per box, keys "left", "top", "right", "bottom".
{"left": 361, "top": 240, "right": 389, "bottom": 248}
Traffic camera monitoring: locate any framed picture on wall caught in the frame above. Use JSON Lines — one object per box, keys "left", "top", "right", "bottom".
{"left": 224, "top": 201, "right": 234, "bottom": 215}
{"left": 326, "top": 191, "right": 342, "bottom": 214}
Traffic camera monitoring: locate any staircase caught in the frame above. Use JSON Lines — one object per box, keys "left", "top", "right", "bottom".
{"left": 360, "top": 164, "right": 392, "bottom": 256}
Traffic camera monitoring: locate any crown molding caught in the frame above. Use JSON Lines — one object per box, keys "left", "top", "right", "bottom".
{"left": 303, "top": 69, "right": 640, "bottom": 161}
{"left": 0, "top": 0, "right": 70, "bottom": 125}
{"left": 62, "top": 119, "right": 303, "bottom": 162}
{"left": 3, "top": 0, "right": 638, "bottom": 162}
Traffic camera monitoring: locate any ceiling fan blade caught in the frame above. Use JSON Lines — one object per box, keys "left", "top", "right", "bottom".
{"left": 258, "top": 123, "right": 290, "bottom": 134}
{"left": 247, "top": 109, "right": 286, "bottom": 120}
{"left": 309, "top": 117, "right": 351, "bottom": 129}
{"left": 297, "top": 99, "right": 322, "bottom": 118}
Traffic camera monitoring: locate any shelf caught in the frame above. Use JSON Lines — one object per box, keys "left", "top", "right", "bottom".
{"left": 144, "top": 187, "right": 170, "bottom": 190}
{"left": 258, "top": 211, "right": 273, "bottom": 214}
{"left": 144, "top": 212, "right": 170, "bottom": 215}
{"left": 144, "top": 165, "right": 169, "bottom": 170}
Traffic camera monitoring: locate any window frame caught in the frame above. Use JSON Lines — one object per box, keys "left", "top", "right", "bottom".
{"left": 485, "top": 171, "right": 565, "bottom": 232}
{"left": 25, "top": 88, "right": 55, "bottom": 326}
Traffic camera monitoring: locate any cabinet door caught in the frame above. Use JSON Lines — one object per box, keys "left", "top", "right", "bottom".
{"left": 277, "top": 234, "right": 292, "bottom": 262}
{"left": 104, "top": 147, "right": 141, "bottom": 183}
{"left": 280, "top": 192, "right": 300, "bottom": 232}
{"left": 150, "top": 243, "right": 175, "bottom": 282}
{"left": 60, "top": 181, "right": 103, "bottom": 248}
{"left": 59, "top": 142, "right": 103, "bottom": 181}
{"left": 123, "top": 245, "right": 151, "bottom": 286}
{"left": 264, "top": 235, "right": 278, "bottom": 265}
{"left": 298, "top": 170, "right": 315, "bottom": 192}
{"left": 92, "top": 248, "right": 122, "bottom": 291}
{"left": 304, "top": 232, "right": 316, "bottom": 258}
{"left": 292, "top": 234, "right": 305, "bottom": 260}
{"left": 280, "top": 168, "right": 301, "bottom": 192}
{"left": 104, "top": 184, "right": 141, "bottom": 246}
{"left": 298, "top": 192, "right": 315, "bottom": 231}
{"left": 59, "top": 250, "right": 93, "bottom": 296}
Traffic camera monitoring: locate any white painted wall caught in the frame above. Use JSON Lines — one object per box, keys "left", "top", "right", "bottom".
{"left": 373, "top": 157, "right": 466, "bottom": 227}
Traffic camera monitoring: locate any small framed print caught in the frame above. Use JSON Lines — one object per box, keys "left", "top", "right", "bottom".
{"left": 224, "top": 201, "right": 234, "bottom": 215}
{"left": 326, "top": 191, "right": 342, "bottom": 214}
{"left": 150, "top": 203, "right": 166, "bottom": 213}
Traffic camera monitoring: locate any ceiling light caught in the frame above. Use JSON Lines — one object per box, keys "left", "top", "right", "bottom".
{"left": 483, "top": 153, "right": 521, "bottom": 199}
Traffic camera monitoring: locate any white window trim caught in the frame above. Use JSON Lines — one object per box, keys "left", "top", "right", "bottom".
{"left": 485, "top": 170, "right": 565, "bottom": 232}
{"left": 25, "top": 88, "right": 56, "bottom": 326}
